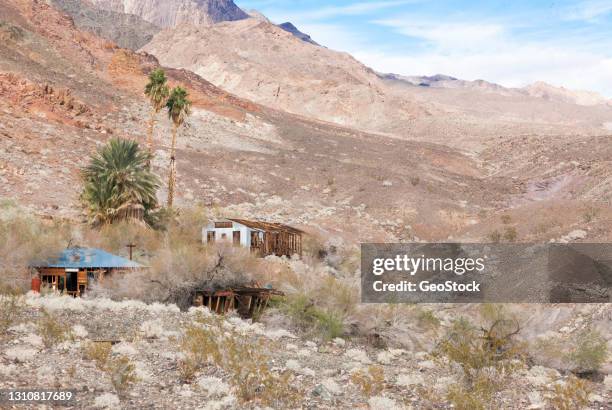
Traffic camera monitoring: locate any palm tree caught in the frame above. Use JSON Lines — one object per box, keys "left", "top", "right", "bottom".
{"left": 165, "top": 86, "right": 191, "bottom": 208}
{"left": 82, "top": 138, "right": 160, "bottom": 226}
{"left": 144, "top": 68, "right": 169, "bottom": 161}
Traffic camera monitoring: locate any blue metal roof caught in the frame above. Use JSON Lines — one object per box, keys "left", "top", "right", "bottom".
{"left": 36, "top": 248, "right": 142, "bottom": 269}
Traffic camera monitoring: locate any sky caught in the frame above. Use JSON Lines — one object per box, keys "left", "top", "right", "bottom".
{"left": 236, "top": 0, "right": 612, "bottom": 97}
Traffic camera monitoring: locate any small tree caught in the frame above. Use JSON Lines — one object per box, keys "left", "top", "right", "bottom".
{"left": 144, "top": 68, "right": 169, "bottom": 162}
{"left": 82, "top": 138, "right": 160, "bottom": 226}
{"left": 165, "top": 86, "right": 191, "bottom": 208}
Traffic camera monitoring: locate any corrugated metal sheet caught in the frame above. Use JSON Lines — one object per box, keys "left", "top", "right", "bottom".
{"left": 35, "top": 247, "right": 142, "bottom": 269}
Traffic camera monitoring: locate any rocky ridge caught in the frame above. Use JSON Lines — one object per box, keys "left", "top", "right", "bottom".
{"left": 88, "top": 0, "right": 249, "bottom": 27}
{"left": 50, "top": 0, "right": 161, "bottom": 50}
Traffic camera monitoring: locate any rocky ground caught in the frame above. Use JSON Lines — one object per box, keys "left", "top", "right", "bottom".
{"left": 1, "top": 293, "right": 611, "bottom": 409}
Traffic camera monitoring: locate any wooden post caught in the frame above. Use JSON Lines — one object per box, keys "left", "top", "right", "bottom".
{"left": 126, "top": 243, "right": 136, "bottom": 260}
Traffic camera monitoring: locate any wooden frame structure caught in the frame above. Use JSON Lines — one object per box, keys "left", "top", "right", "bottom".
{"left": 203, "top": 219, "right": 304, "bottom": 258}
{"left": 192, "top": 287, "right": 284, "bottom": 318}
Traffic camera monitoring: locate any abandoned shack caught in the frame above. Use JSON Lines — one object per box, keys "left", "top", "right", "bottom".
{"left": 33, "top": 247, "right": 143, "bottom": 296}
{"left": 202, "top": 218, "right": 304, "bottom": 257}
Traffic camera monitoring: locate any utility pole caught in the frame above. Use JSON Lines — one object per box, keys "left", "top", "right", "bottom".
{"left": 126, "top": 243, "right": 136, "bottom": 261}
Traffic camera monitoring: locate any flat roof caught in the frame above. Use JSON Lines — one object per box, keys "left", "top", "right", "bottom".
{"left": 227, "top": 218, "right": 304, "bottom": 234}
{"left": 35, "top": 247, "right": 143, "bottom": 269}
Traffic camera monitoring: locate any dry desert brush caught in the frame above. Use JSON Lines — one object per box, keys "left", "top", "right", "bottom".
{"left": 0, "top": 203, "right": 68, "bottom": 291}
{"left": 179, "top": 312, "right": 303, "bottom": 407}
{"left": 435, "top": 305, "right": 525, "bottom": 409}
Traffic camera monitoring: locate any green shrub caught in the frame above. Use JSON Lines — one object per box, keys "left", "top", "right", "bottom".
{"left": 488, "top": 230, "right": 502, "bottom": 243}
{"left": 310, "top": 308, "right": 344, "bottom": 340}
{"left": 416, "top": 308, "right": 441, "bottom": 330}
{"left": 503, "top": 226, "right": 518, "bottom": 242}
{"left": 582, "top": 207, "right": 599, "bottom": 223}
{"left": 280, "top": 293, "right": 345, "bottom": 340}
{"left": 568, "top": 330, "right": 607, "bottom": 372}
{"left": 447, "top": 384, "right": 486, "bottom": 410}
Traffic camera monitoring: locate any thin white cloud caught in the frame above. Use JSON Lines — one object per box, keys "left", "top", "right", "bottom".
{"left": 374, "top": 19, "right": 505, "bottom": 49}
{"left": 353, "top": 43, "right": 612, "bottom": 97}
{"left": 362, "top": 14, "right": 612, "bottom": 97}
{"left": 239, "top": 1, "right": 612, "bottom": 97}
{"left": 296, "top": 0, "right": 421, "bottom": 20}
{"left": 562, "top": 0, "right": 612, "bottom": 22}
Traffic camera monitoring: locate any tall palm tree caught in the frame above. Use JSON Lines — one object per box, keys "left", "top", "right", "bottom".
{"left": 82, "top": 138, "right": 160, "bottom": 226}
{"left": 165, "top": 86, "right": 191, "bottom": 208}
{"left": 144, "top": 68, "right": 169, "bottom": 161}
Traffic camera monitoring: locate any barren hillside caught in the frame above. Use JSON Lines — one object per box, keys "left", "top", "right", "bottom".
{"left": 141, "top": 18, "right": 612, "bottom": 143}
{"left": 1, "top": 0, "right": 611, "bottom": 246}
{"left": 88, "top": 0, "right": 248, "bottom": 27}
{"left": 50, "top": 0, "right": 161, "bottom": 50}
{"left": 140, "top": 19, "right": 426, "bottom": 134}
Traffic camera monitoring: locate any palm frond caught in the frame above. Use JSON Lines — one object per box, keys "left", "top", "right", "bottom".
{"left": 81, "top": 138, "right": 161, "bottom": 226}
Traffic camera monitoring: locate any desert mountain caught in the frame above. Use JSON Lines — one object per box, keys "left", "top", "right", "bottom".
{"left": 524, "top": 81, "right": 611, "bottom": 107}
{"left": 278, "top": 22, "right": 318, "bottom": 45}
{"left": 381, "top": 73, "right": 513, "bottom": 95}
{"left": 0, "top": 0, "right": 487, "bottom": 243}
{"left": 383, "top": 73, "right": 611, "bottom": 107}
{"left": 1, "top": 0, "right": 611, "bottom": 247}
{"left": 141, "top": 18, "right": 426, "bottom": 134}
{"left": 88, "top": 0, "right": 248, "bottom": 27}
{"left": 50, "top": 0, "right": 161, "bottom": 50}
{"left": 141, "top": 17, "right": 612, "bottom": 140}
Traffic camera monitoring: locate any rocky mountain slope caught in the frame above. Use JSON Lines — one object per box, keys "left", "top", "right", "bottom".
{"left": 278, "top": 22, "right": 318, "bottom": 45}
{"left": 88, "top": 0, "right": 248, "bottom": 27}
{"left": 141, "top": 17, "right": 612, "bottom": 141}
{"left": 50, "top": 0, "right": 161, "bottom": 50}
{"left": 141, "top": 18, "right": 426, "bottom": 134}
{"left": 383, "top": 73, "right": 611, "bottom": 107}
{"left": 1, "top": 0, "right": 611, "bottom": 246}
{"left": 524, "top": 81, "right": 611, "bottom": 107}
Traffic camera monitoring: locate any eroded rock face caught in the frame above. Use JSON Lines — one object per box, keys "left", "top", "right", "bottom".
{"left": 141, "top": 19, "right": 426, "bottom": 134}
{"left": 50, "top": 0, "right": 161, "bottom": 50}
{"left": 88, "top": 0, "right": 249, "bottom": 28}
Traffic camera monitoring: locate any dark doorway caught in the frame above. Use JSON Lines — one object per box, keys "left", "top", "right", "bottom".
{"left": 65, "top": 271, "right": 78, "bottom": 293}
{"left": 233, "top": 231, "right": 241, "bottom": 245}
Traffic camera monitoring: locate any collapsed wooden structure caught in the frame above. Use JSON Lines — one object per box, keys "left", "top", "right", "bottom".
{"left": 192, "top": 286, "right": 284, "bottom": 318}
{"left": 203, "top": 218, "right": 304, "bottom": 258}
